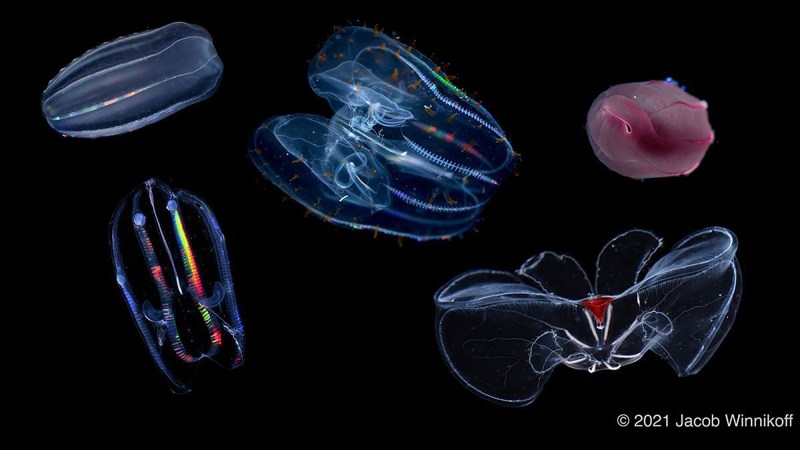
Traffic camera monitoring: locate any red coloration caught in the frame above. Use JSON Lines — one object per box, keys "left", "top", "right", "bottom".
{"left": 150, "top": 265, "right": 165, "bottom": 282}
{"left": 445, "top": 133, "right": 455, "bottom": 143}
{"left": 586, "top": 81, "right": 714, "bottom": 179}
{"left": 580, "top": 295, "right": 615, "bottom": 324}
{"left": 211, "top": 329, "right": 223, "bottom": 346}
{"left": 461, "top": 142, "right": 483, "bottom": 160}
{"left": 150, "top": 265, "right": 170, "bottom": 292}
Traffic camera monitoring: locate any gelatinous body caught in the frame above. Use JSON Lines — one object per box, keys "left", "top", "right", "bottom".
{"left": 435, "top": 227, "right": 741, "bottom": 406}
{"left": 250, "top": 26, "right": 516, "bottom": 240}
{"left": 111, "top": 179, "right": 244, "bottom": 393}
{"left": 43, "top": 22, "right": 223, "bottom": 138}
{"left": 586, "top": 80, "right": 714, "bottom": 179}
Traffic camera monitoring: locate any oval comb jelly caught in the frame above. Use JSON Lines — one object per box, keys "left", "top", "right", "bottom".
{"left": 43, "top": 22, "right": 223, "bottom": 138}
{"left": 586, "top": 79, "right": 714, "bottom": 179}
{"left": 110, "top": 179, "right": 244, "bottom": 393}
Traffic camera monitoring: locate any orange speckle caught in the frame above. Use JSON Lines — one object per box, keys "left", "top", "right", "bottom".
{"left": 462, "top": 140, "right": 477, "bottom": 153}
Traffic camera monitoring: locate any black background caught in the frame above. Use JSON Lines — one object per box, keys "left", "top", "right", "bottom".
{"left": 20, "top": 6, "right": 796, "bottom": 437}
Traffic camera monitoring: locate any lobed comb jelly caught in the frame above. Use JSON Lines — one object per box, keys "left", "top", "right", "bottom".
{"left": 250, "top": 26, "right": 517, "bottom": 240}
{"left": 435, "top": 227, "right": 741, "bottom": 406}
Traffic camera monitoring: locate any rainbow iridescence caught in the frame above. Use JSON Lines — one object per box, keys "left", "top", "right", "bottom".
{"left": 111, "top": 179, "right": 244, "bottom": 392}
{"left": 42, "top": 22, "right": 223, "bottom": 138}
